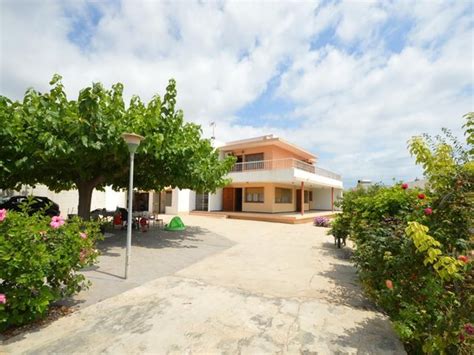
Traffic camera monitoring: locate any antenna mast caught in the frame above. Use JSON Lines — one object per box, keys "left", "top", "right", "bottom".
{"left": 210, "top": 121, "right": 216, "bottom": 140}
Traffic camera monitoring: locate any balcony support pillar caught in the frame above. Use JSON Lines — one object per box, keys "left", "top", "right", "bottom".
{"left": 301, "top": 181, "right": 305, "bottom": 216}
{"left": 331, "top": 187, "right": 334, "bottom": 212}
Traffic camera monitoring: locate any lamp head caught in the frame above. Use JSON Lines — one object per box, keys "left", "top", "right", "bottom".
{"left": 122, "top": 133, "right": 145, "bottom": 154}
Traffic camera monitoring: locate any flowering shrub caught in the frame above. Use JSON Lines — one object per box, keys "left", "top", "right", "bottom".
{"left": 329, "top": 114, "right": 474, "bottom": 353}
{"left": 0, "top": 209, "right": 101, "bottom": 331}
{"left": 314, "top": 216, "right": 330, "bottom": 227}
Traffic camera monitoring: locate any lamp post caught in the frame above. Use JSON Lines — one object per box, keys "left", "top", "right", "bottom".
{"left": 121, "top": 133, "right": 144, "bottom": 279}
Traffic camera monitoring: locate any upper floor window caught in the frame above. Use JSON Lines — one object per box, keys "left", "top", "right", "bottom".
{"left": 245, "top": 153, "right": 264, "bottom": 162}
{"left": 245, "top": 153, "right": 264, "bottom": 170}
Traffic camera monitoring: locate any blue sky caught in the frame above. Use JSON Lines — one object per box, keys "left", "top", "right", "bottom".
{"left": 1, "top": 0, "right": 473, "bottom": 188}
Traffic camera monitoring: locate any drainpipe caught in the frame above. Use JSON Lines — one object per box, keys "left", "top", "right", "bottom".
{"left": 331, "top": 187, "right": 334, "bottom": 212}
{"left": 301, "top": 181, "right": 304, "bottom": 216}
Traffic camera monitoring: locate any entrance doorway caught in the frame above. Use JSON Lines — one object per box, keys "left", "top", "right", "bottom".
{"left": 296, "top": 189, "right": 302, "bottom": 212}
{"left": 235, "top": 188, "right": 243, "bottom": 211}
{"left": 223, "top": 188, "right": 234, "bottom": 211}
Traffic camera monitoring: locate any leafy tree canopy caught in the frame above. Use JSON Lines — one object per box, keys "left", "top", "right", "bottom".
{"left": 0, "top": 75, "right": 235, "bottom": 218}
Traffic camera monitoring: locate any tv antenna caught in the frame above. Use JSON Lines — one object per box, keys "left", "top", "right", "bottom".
{"left": 210, "top": 121, "right": 216, "bottom": 140}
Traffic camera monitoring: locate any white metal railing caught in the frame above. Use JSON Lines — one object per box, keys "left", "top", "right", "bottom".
{"left": 314, "top": 166, "right": 342, "bottom": 180}
{"left": 230, "top": 158, "right": 342, "bottom": 180}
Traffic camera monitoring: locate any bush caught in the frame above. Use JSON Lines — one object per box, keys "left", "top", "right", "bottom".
{"left": 0, "top": 208, "right": 101, "bottom": 331}
{"left": 329, "top": 114, "right": 474, "bottom": 353}
{"left": 314, "top": 216, "right": 330, "bottom": 227}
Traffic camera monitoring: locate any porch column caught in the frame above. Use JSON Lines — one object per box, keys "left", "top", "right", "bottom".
{"left": 301, "top": 181, "right": 305, "bottom": 216}
{"left": 331, "top": 187, "right": 334, "bottom": 212}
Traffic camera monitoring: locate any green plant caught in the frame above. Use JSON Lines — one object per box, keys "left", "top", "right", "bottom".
{"left": 329, "top": 113, "right": 473, "bottom": 353}
{"left": 0, "top": 75, "right": 235, "bottom": 219}
{"left": 0, "top": 207, "right": 102, "bottom": 331}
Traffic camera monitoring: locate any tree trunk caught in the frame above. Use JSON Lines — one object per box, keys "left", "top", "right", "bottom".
{"left": 77, "top": 181, "right": 95, "bottom": 220}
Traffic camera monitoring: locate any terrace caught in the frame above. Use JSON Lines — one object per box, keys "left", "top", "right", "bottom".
{"left": 229, "top": 158, "right": 342, "bottom": 184}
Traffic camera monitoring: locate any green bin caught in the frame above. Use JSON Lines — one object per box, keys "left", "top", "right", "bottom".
{"left": 165, "top": 216, "right": 186, "bottom": 231}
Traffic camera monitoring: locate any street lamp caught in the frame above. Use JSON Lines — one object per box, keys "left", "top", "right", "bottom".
{"left": 121, "top": 132, "right": 144, "bottom": 279}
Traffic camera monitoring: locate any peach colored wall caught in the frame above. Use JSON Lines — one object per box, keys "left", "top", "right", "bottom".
{"left": 240, "top": 183, "right": 274, "bottom": 212}
{"left": 226, "top": 144, "right": 310, "bottom": 162}
{"left": 227, "top": 182, "right": 311, "bottom": 213}
{"left": 271, "top": 145, "right": 309, "bottom": 162}
{"left": 228, "top": 146, "right": 272, "bottom": 161}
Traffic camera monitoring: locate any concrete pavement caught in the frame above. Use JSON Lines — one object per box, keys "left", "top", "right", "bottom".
{"left": 3, "top": 216, "right": 405, "bottom": 354}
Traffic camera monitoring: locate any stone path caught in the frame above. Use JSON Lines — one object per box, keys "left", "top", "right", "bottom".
{"left": 3, "top": 216, "right": 405, "bottom": 354}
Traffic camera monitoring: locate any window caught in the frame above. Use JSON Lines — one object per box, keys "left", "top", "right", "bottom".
{"left": 309, "top": 191, "right": 313, "bottom": 202}
{"left": 245, "top": 187, "right": 264, "bottom": 203}
{"left": 195, "top": 192, "right": 209, "bottom": 211}
{"left": 245, "top": 153, "right": 264, "bottom": 170}
{"left": 245, "top": 153, "right": 264, "bottom": 162}
{"left": 304, "top": 191, "right": 309, "bottom": 203}
{"left": 165, "top": 191, "right": 172, "bottom": 207}
{"left": 275, "top": 188, "right": 292, "bottom": 204}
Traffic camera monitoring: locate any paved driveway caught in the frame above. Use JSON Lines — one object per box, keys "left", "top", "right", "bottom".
{"left": 4, "top": 216, "right": 405, "bottom": 354}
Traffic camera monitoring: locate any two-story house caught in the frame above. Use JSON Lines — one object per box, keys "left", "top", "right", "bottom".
{"left": 8, "top": 135, "right": 342, "bottom": 221}
{"left": 165, "top": 135, "right": 343, "bottom": 217}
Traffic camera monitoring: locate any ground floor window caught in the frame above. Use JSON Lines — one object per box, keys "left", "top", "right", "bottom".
{"left": 245, "top": 187, "right": 264, "bottom": 203}
{"left": 165, "top": 191, "right": 172, "bottom": 207}
{"left": 133, "top": 192, "right": 149, "bottom": 211}
{"left": 275, "top": 187, "right": 292, "bottom": 203}
{"left": 304, "top": 191, "right": 309, "bottom": 203}
{"left": 195, "top": 192, "right": 209, "bottom": 211}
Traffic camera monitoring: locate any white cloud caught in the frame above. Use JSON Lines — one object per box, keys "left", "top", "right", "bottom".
{"left": 1, "top": 0, "right": 472, "bottom": 187}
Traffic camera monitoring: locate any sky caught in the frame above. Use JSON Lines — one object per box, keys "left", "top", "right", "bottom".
{"left": 1, "top": 0, "right": 473, "bottom": 188}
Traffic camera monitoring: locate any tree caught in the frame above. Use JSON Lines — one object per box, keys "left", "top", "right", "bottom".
{"left": 0, "top": 75, "right": 235, "bottom": 219}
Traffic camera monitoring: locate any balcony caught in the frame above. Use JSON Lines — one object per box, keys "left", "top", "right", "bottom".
{"left": 230, "top": 158, "right": 342, "bottom": 181}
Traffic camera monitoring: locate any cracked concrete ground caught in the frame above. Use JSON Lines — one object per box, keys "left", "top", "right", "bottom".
{"left": 3, "top": 216, "right": 405, "bottom": 354}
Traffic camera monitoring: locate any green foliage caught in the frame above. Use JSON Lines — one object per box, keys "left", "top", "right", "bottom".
{"left": 330, "top": 113, "right": 474, "bottom": 353}
{"left": 406, "top": 222, "right": 462, "bottom": 280}
{"left": 0, "top": 208, "right": 101, "bottom": 331}
{"left": 0, "top": 75, "right": 235, "bottom": 218}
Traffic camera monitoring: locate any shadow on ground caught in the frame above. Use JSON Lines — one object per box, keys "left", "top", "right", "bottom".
{"left": 55, "top": 224, "right": 234, "bottom": 310}
{"left": 317, "top": 241, "right": 377, "bottom": 311}
{"left": 94, "top": 225, "right": 210, "bottom": 259}
{"left": 333, "top": 317, "right": 405, "bottom": 353}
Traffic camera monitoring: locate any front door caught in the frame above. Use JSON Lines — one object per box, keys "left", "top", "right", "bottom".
{"left": 223, "top": 188, "right": 235, "bottom": 211}
{"left": 296, "top": 189, "right": 302, "bottom": 212}
{"left": 235, "top": 188, "right": 243, "bottom": 212}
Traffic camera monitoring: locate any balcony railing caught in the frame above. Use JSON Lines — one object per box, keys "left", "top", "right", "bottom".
{"left": 230, "top": 158, "right": 342, "bottom": 181}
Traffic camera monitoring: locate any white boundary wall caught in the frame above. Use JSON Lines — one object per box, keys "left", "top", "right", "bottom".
{"left": 6, "top": 185, "right": 126, "bottom": 217}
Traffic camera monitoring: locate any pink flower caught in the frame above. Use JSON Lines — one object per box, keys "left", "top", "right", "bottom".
{"left": 0, "top": 293, "right": 6, "bottom": 304}
{"left": 464, "top": 323, "right": 474, "bottom": 335}
{"left": 0, "top": 209, "right": 7, "bottom": 222}
{"left": 418, "top": 193, "right": 426, "bottom": 199}
{"left": 401, "top": 183, "right": 408, "bottom": 190}
{"left": 79, "top": 232, "right": 87, "bottom": 239}
{"left": 458, "top": 255, "right": 469, "bottom": 263}
{"left": 424, "top": 208, "right": 433, "bottom": 215}
{"left": 385, "top": 280, "right": 394, "bottom": 290}
{"left": 50, "top": 216, "right": 65, "bottom": 229}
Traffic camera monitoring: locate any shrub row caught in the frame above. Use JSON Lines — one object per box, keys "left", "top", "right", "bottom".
{"left": 329, "top": 112, "right": 474, "bottom": 353}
